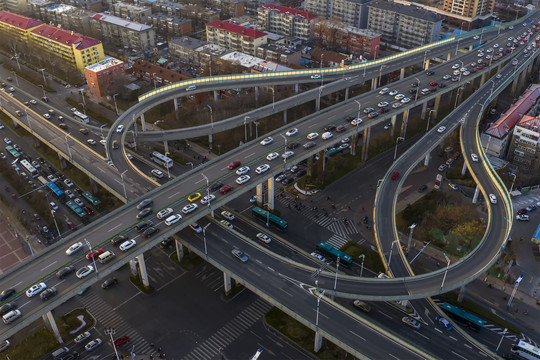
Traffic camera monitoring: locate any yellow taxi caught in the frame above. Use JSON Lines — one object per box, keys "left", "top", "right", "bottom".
{"left": 188, "top": 193, "right": 201, "bottom": 202}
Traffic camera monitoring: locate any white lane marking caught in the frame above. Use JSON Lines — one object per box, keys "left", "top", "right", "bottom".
{"left": 13, "top": 281, "right": 22, "bottom": 287}
{"left": 415, "top": 332, "right": 430, "bottom": 340}
{"left": 167, "top": 191, "right": 181, "bottom": 199}
{"left": 478, "top": 351, "right": 488, "bottom": 357}
{"left": 349, "top": 331, "right": 366, "bottom": 341}
{"left": 267, "top": 267, "right": 275, "bottom": 272}
{"left": 377, "top": 310, "right": 393, "bottom": 320}
{"left": 280, "top": 288, "right": 294, "bottom": 297}
{"left": 19, "top": 300, "right": 31, "bottom": 309}
{"left": 450, "top": 351, "right": 468, "bottom": 360}
{"left": 388, "top": 354, "right": 400, "bottom": 360}
{"left": 449, "top": 336, "right": 458, "bottom": 341}
{"left": 195, "top": 178, "right": 205, "bottom": 184}
{"left": 464, "top": 344, "right": 472, "bottom": 349}
{"left": 107, "top": 224, "right": 122, "bottom": 232}
{"left": 245, "top": 152, "right": 256, "bottom": 158}
{"left": 255, "top": 259, "right": 263, "bottom": 265}
{"left": 308, "top": 123, "right": 318, "bottom": 128}
{"left": 435, "top": 328, "right": 443, "bottom": 334}
{"left": 40, "top": 261, "right": 58, "bottom": 271}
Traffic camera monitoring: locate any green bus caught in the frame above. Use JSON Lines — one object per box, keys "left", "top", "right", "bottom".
{"left": 65, "top": 200, "right": 89, "bottom": 223}
{"left": 252, "top": 207, "right": 288, "bottom": 232}
{"left": 5, "top": 145, "right": 20, "bottom": 159}
{"left": 81, "top": 191, "right": 102, "bottom": 210}
{"left": 440, "top": 302, "right": 485, "bottom": 331}
{"left": 316, "top": 242, "right": 353, "bottom": 267}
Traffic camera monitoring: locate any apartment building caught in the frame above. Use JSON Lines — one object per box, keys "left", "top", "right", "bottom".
{"left": 206, "top": 20, "right": 267, "bottom": 55}
{"left": 131, "top": 59, "right": 192, "bottom": 86}
{"left": 508, "top": 116, "right": 540, "bottom": 173}
{"left": 367, "top": 0, "right": 442, "bottom": 49}
{"left": 0, "top": 10, "right": 43, "bottom": 44}
{"left": 257, "top": 4, "right": 317, "bottom": 41}
{"left": 90, "top": 13, "right": 155, "bottom": 53}
{"left": 314, "top": 19, "right": 380, "bottom": 59}
{"left": 148, "top": 13, "right": 192, "bottom": 38}
{"left": 256, "top": 42, "right": 302, "bottom": 66}
{"left": 62, "top": 0, "right": 102, "bottom": 12}
{"left": 305, "top": 0, "right": 370, "bottom": 28}
{"left": 4, "top": 0, "right": 27, "bottom": 15}
{"left": 84, "top": 56, "right": 125, "bottom": 97}
{"left": 442, "top": 0, "right": 494, "bottom": 21}
{"left": 111, "top": 2, "right": 151, "bottom": 23}
{"left": 221, "top": 0, "right": 245, "bottom": 18}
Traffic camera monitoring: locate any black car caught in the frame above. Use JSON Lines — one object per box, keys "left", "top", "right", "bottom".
{"left": 282, "top": 177, "right": 293, "bottom": 185}
{"left": 136, "top": 199, "right": 153, "bottom": 210}
{"left": 438, "top": 83, "right": 447, "bottom": 88}
{"left": 160, "top": 237, "right": 174, "bottom": 248}
{"left": 111, "top": 234, "right": 128, "bottom": 246}
{"left": 0, "top": 288, "right": 16, "bottom": 301}
{"left": 287, "top": 142, "right": 300, "bottom": 150}
{"left": 40, "top": 287, "right": 57, "bottom": 301}
{"left": 61, "top": 352, "right": 80, "bottom": 360}
{"left": 136, "top": 208, "right": 152, "bottom": 219}
{"left": 101, "top": 277, "right": 118, "bottom": 289}
{"left": 142, "top": 227, "right": 159, "bottom": 238}
{"left": 324, "top": 125, "right": 336, "bottom": 132}
{"left": 56, "top": 265, "right": 76, "bottom": 279}
{"left": 210, "top": 182, "right": 224, "bottom": 192}
{"left": 135, "top": 220, "right": 153, "bottom": 233}
{"left": 0, "top": 303, "right": 17, "bottom": 316}
{"left": 426, "top": 70, "right": 435, "bottom": 76}
{"left": 295, "top": 169, "right": 307, "bottom": 178}
{"left": 418, "top": 184, "right": 428, "bottom": 193}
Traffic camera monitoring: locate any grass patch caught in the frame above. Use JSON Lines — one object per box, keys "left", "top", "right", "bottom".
{"left": 56, "top": 308, "right": 95, "bottom": 341}
{"left": 2, "top": 327, "right": 58, "bottom": 360}
{"left": 265, "top": 307, "right": 350, "bottom": 359}
{"left": 170, "top": 246, "right": 204, "bottom": 271}
{"left": 130, "top": 274, "right": 155, "bottom": 294}
{"left": 340, "top": 241, "right": 386, "bottom": 274}
{"left": 438, "top": 292, "right": 520, "bottom": 334}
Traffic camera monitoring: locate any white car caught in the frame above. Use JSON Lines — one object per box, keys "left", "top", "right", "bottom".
{"left": 76, "top": 265, "right": 94, "bottom": 279}
{"left": 31, "top": 160, "right": 40, "bottom": 168}
{"left": 282, "top": 151, "right": 294, "bottom": 159}
{"left": 306, "top": 132, "right": 319, "bottom": 140}
{"left": 452, "top": 63, "right": 460, "bottom": 69}
{"left": 351, "top": 118, "right": 363, "bottom": 126}
{"left": 47, "top": 174, "right": 57, "bottom": 183}
{"left": 116, "top": 125, "right": 124, "bottom": 133}
{"left": 85, "top": 338, "right": 102, "bottom": 351}
{"left": 266, "top": 152, "right": 279, "bottom": 161}
{"left": 462, "top": 71, "right": 471, "bottom": 76}
{"left": 496, "top": 74, "right": 502, "bottom": 79}
{"left": 236, "top": 175, "right": 251, "bottom": 184}
{"left": 4, "top": 138, "right": 12, "bottom": 145}
{"left": 516, "top": 214, "right": 529, "bottom": 221}
{"left": 392, "top": 102, "right": 403, "bottom": 109}
{"left": 437, "top": 126, "right": 446, "bottom": 133}
{"left": 182, "top": 203, "right": 198, "bottom": 214}
{"left": 255, "top": 164, "right": 270, "bottom": 174}
{"left": 220, "top": 220, "right": 233, "bottom": 229}
{"left": 64, "top": 178, "right": 74, "bottom": 187}
{"left": 65, "top": 242, "right": 84, "bottom": 256}
{"left": 260, "top": 137, "right": 273, "bottom": 146}
{"left": 236, "top": 166, "right": 250, "bottom": 175}
{"left": 49, "top": 201, "right": 58, "bottom": 211}
{"left": 310, "top": 252, "right": 327, "bottom": 263}
{"left": 26, "top": 282, "right": 47, "bottom": 297}
{"left": 87, "top": 139, "right": 96, "bottom": 146}
{"left": 388, "top": 90, "right": 398, "bottom": 96}
{"left": 321, "top": 132, "right": 333, "bottom": 140}
{"left": 164, "top": 214, "right": 182, "bottom": 226}
{"left": 42, "top": 113, "right": 51, "bottom": 120}
{"left": 74, "top": 331, "right": 91, "bottom": 344}
{"left": 377, "top": 101, "right": 389, "bottom": 108}
{"left": 66, "top": 190, "right": 75, "bottom": 199}
{"left": 29, "top": 99, "right": 37, "bottom": 105}
{"left": 471, "top": 153, "right": 479, "bottom": 162}
{"left": 119, "top": 239, "right": 136, "bottom": 251}
{"left": 151, "top": 169, "right": 164, "bottom": 178}
{"left": 378, "top": 87, "right": 389, "bottom": 95}
{"left": 443, "top": 74, "right": 452, "bottom": 80}
{"left": 100, "top": 139, "right": 106, "bottom": 146}
{"left": 473, "top": 35, "right": 480, "bottom": 40}
{"left": 221, "top": 211, "right": 235, "bottom": 221}
{"left": 156, "top": 208, "right": 173, "bottom": 220}
{"left": 74, "top": 198, "right": 84, "bottom": 207}
{"left": 200, "top": 194, "right": 216, "bottom": 205}
{"left": 489, "top": 194, "right": 497, "bottom": 204}
{"left": 285, "top": 128, "right": 298, "bottom": 137}
{"left": 394, "top": 94, "right": 405, "bottom": 100}
{"left": 401, "top": 97, "right": 411, "bottom": 104}
{"left": 310, "top": 74, "right": 321, "bottom": 79}
{"left": 256, "top": 232, "right": 271, "bottom": 244}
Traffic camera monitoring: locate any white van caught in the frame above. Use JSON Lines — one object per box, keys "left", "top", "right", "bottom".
{"left": 3, "top": 309, "right": 21, "bottom": 324}
{"left": 98, "top": 251, "right": 115, "bottom": 264}
{"left": 164, "top": 214, "right": 182, "bottom": 226}
{"left": 186, "top": 85, "right": 196, "bottom": 91}
{"left": 52, "top": 347, "right": 70, "bottom": 359}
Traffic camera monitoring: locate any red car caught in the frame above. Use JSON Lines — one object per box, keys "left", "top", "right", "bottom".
{"left": 391, "top": 171, "right": 400, "bottom": 180}
{"left": 429, "top": 81, "right": 438, "bottom": 86}
{"left": 86, "top": 248, "right": 104, "bottom": 260}
{"left": 516, "top": 209, "right": 528, "bottom": 215}
{"left": 114, "top": 336, "right": 130, "bottom": 347}
{"left": 227, "top": 160, "right": 241, "bottom": 170}
{"left": 66, "top": 221, "right": 76, "bottom": 231}
{"left": 219, "top": 184, "right": 233, "bottom": 194}
{"left": 82, "top": 206, "right": 94, "bottom": 215}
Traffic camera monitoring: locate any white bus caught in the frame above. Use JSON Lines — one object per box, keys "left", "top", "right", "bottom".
{"left": 73, "top": 110, "right": 89, "bottom": 124}
{"left": 150, "top": 151, "right": 173, "bottom": 168}
{"left": 512, "top": 341, "right": 540, "bottom": 360}
{"left": 20, "top": 159, "right": 38, "bottom": 178}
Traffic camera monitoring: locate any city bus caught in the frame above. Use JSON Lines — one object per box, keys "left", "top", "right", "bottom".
{"left": 81, "top": 191, "right": 102, "bottom": 210}
{"left": 5, "top": 145, "right": 20, "bottom": 159}
{"left": 73, "top": 110, "right": 89, "bottom": 123}
{"left": 440, "top": 302, "right": 485, "bottom": 331}
{"left": 46, "top": 182, "right": 65, "bottom": 202}
{"left": 251, "top": 206, "right": 288, "bottom": 232}
{"left": 65, "top": 200, "right": 89, "bottom": 223}
{"left": 316, "top": 242, "right": 353, "bottom": 267}
{"left": 19, "top": 159, "right": 38, "bottom": 178}
{"left": 150, "top": 151, "right": 173, "bottom": 168}
{"left": 512, "top": 340, "right": 540, "bottom": 360}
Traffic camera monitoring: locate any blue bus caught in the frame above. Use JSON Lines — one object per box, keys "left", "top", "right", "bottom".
{"left": 47, "top": 182, "right": 65, "bottom": 202}
{"left": 440, "top": 303, "right": 485, "bottom": 331}
{"left": 65, "top": 200, "right": 88, "bottom": 223}
{"left": 316, "top": 242, "right": 353, "bottom": 267}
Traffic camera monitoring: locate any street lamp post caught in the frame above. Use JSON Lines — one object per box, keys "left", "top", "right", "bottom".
{"left": 79, "top": 89, "right": 86, "bottom": 110}
{"left": 271, "top": 86, "right": 275, "bottom": 112}
{"left": 320, "top": 53, "right": 324, "bottom": 86}
{"left": 11, "top": 54, "right": 21, "bottom": 71}
{"left": 280, "top": 134, "right": 288, "bottom": 164}
{"left": 105, "top": 328, "right": 121, "bottom": 360}
{"left": 100, "top": 124, "right": 108, "bottom": 140}
{"left": 38, "top": 68, "right": 47, "bottom": 85}
{"left": 440, "top": 252, "right": 451, "bottom": 291}
{"left": 84, "top": 238, "right": 98, "bottom": 278}
{"left": 112, "top": 93, "right": 119, "bottom": 115}
{"left": 414, "top": 77, "right": 421, "bottom": 101}
{"left": 332, "top": 255, "right": 340, "bottom": 300}
{"left": 378, "top": 65, "right": 386, "bottom": 87}
{"left": 455, "top": 38, "right": 461, "bottom": 55}
{"left": 393, "top": 137, "right": 405, "bottom": 161}
{"left": 509, "top": 172, "right": 517, "bottom": 193}
{"left": 50, "top": 209, "right": 62, "bottom": 240}
{"left": 120, "top": 170, "right": 127, "bottom": 200}
{"left": 358, "top": 254, "right": 365, "bottom": 277}
{"left": 201, "top": 173, "right": 210, "bottom": 210}
{"left": 39, "top": 85, "right": 46, "bottom": 100}
{"left": 387, "top": 238, "right": 402, "bottom": 270}
{"left": 11, "top": 72, "right": 19, "bottom": 87}
{"left": 315, "top": 289, "right": 325, "bottom": 332}
{"left": 407, "top": 222, "right": 417, "bottom": 253}
{"left": 317, "top": 86, "right": 324, "bottom": 111}
{"left": 244, "top": 116, "right": 250, "bottom": 143}
{"left": 79, "top": 103, "right": 86, "bottom": 115}
{"left": 64, "top": 133, "right": 73, "bottom": 162}
{"left": 202, "top": 223, "right": 211, "bottom": 259}
{"left": 354, "top": 100, "right": 361, "bottom": 119}
{"left": 207, "top": 104, "right": 213, "bottom": 150}
{"left": 506, "top": 274, "right": 524, "bottom": 310}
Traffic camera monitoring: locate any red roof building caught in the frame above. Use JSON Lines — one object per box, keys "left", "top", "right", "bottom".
{"left": 206, "top": 20, "right": 268, "bottom": 55}
{"left": 0, "top": 11, "right": 43, "bottom": 43}
{"left": 258, "top": 4, "right": 317, "bottom": 41}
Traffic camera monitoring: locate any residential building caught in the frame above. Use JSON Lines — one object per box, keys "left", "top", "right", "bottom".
{"left": 311, "top": 47, "right": 347, "bottom": 67}
{"left": 256, "top": 42, "right": 302, "bottom": 66}
{"left": 244, "top": 0, "right": 274, "bottom": 15}
{"left": 111, "top": 2, "right": 151, "bottom": 23}
{"left": 0, "top": 10, "right": 43, "bottom": 45}
{"left": 314, "top": 19, "right": 380, "bottom": 59}
{"left": 221, "top": 0, "right": 245, "bottom": 18}
{"left": 131, "top": 59, "right": 192, "bottom": 86}
{"left": 206, "top": 20, "right": 267, "bottom": 55}
{"left": 148, "top": 13, "right": 192, "bottom": 38}
{"left": 367, "top": 0, "right": 442, "bottom": 49}
{"left": 4, "top": 0, "right": 27, "bottom": 15}
{"left": 442, "top": 0, "right": 494, "bottom": 23}
{"left": 169, "top": 36, "right": 210, "bottom": 66}
{"left": 257, "top": 4, "right": 317, "bottom": 41}
{"left": 508, "top": 116, "right": 540, "bottom": 173}
{"left": 84, "top": 56, "right": 125, "bottom": 97}
{"left": 305, "top": 0, "right": 370, "bottom": 28}
{"left": 62, "top": 0, "right": 102, "bottom": 12}
{"left": 90, "top": 13, "right": 156, "bottom": 53}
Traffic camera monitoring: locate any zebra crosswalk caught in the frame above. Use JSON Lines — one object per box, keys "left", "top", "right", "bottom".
{"left": 181, "top": 298, "right": 272, "bottom": 360}
{"left": 81, "top": 292, "right": 153, "bottom": 355}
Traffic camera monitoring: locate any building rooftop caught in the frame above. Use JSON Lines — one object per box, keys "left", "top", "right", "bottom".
{"left": 261, "top": 4, "right": 318, "bottom": 20}
{"left": 207, "top": 20, "right": 266, "bottom": 39}
{"left": 92, "top": 13, "right": 152, "bottom": 31}
{"left": 252, "top": 60, "right": 293, "bottom": 72}
{"left": 198, "top": 43, "right": 231, "bottom": 57}
{"left": 518, "top": 115, "right": 540, "bottom": 132}
{"left": 486, "top": 84, "right": 540, "bottom": 139}
{"left": 316, "top": 20, "right": 381, "bottom": 39}
{"left": 220, "top": 51, "right": 263, "bottom": 67}
{"left": 368, "top": 0, "right": 442, "bottom": 23}
{"left": 85, "top": 56, "right": 124, "bottom": 72}
{"left": 259, "top": 42, "right": 300, "bottom": 55}
{"left": 31, "top": 24, "right": 101, "bottom": 50}
{"left": 0, "top": 11, "right": 43, "bottom": 29}
{"left": 170, "top": 36, "right": 207, "bottom": 50}
{"left": 149, "top": 13, "right": 191, "bottom": 24}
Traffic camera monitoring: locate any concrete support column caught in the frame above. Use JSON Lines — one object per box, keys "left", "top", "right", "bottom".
{"left": 447, "top": 52, "right": 452, "bottom": 61}
{"left": 307, "top": 156, "right": 314, "bottom": 177}
{"left": 390, "top": 115, "right": 397, "bottom": 137}
{"left": 175, "top": 238, "right": 184, "bottom": 262}
{"left": 173, "top": 97, "right": 179, "bottom": 111}
{"left": 129, "top": 259, "right": 138, "bottom": 276}
{"left": 424, "top": 153, "right": 430, "bottom": 167}
{"left": 457, "top": 285, "right": 467, "bottom": 302}
{"left": 249, "top": 122, "right": 253, "bottom": 138}
{"left": 320, "top": 149, "right": 327, "bottom": 184}
{"left": 223, "top": 272, "right": 232, "bottom": 295}
{"left": 361, "top": 127, "right": 371, "bottom": 162}
{"left": 137, "top": 254, "right": 150, "bottom": 288}
{"left": 424, "top": 59, "right": 430, "bottom": 70}
{"left": 511, "top": 75, "right": 519, "bottom": 95}
{"left": 34, "top": 138, "right": 41, "bottom": 147}
{"left": 401, "top": 109, "right": 410, "bottom": 138}
{"left": 163, "top": 141, "right": 169, "bottom": 155}
{"left": 468, "top": 45, "right": 473, "bottom": 51}
{"left": 316, "top": 96, "right": 321, "bottom": 112}
{"left": 214, "top": 90, "right": 219, "bottom": 102}
{"left": 314, "top": 332, "right": 323, "bottom": 352}
{"left": 472, "top": 185, "right": 480, "bottom": 204}
{"left": 140, "top": 114, "right": 146, "bottom": 131}
{"left": 255, "top": 86, "right": 260, "bottom": 107}
{"left": 400, "top": 67, "right": 405, "bottom": 80}
{"left": 345, "top": 87, "right": 349, "bottom": 100}
{"left": 420, "top": 102, "right": 428, "bottom": 120}
{"left": 433, "top": 95, "right": 441, "bottom": 118}
{"left": 59, "top": 154, "right": 67, "bottom": 169}
{"left": 350, "top": 133, "right": 359, "bottom": 156}
{"left": 267, "top": 177, "right": 275, "bottom": 210}
{"left": 371, "top": 77, "right": 378, "bottom": 90}
{"left": 283, "top": 109, "right": 288, "bottom": 125}
{"left": 89, "top": 178, "right": 98, "bottom": 194}
{"left": 43, "top": 311, "right": 63, "bottom": 344}
{"left": 461, "top": 161, "right": 467, "bottom": 176}
{"left": 256, "top": 183, "right": 263, "bottom": 203}
{"left": 480, "top": 72, "right": 488, "bottom": 86}
{"left": 295, "top": 83, "right": 299, "bottom": 94}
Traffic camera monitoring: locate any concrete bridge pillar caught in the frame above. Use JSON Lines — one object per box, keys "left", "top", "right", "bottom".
{"left": 424, "top": 153, "right": 430, "bottom": 167}
{"left": 89, "top": 178, "right": 98, "bottom": 194}
{"left": 511, "top": 74, "right": 519, "bottom": 95}
{"left": 400, "top": 68, "right": 405, "bottom": 80}
{"left": 320, "top": 149, "right": 327, "bottom": 184}
{"left": 173, "top": 97, "right": 179, "bottom": 111}
{"left": 137, "top": 254, "right": 150, "bottom": 288}
{"left": 316, "top": 96, "right": 321, "bottom": 112}
{"left": 314, "top": 332, "right": 323, "bottom": 352}
{"left": 175, "top": 238, "right": 184, "bottom": 262}
{"left": 433, "top": 95, "right": 441, "bottom": 118}
{"left": 129, "top": 259, "right": 138, "bottom": 276}
{"left": 140, "top": 114, "right": 146, "bottom": 131}
{"left": 472, "top": 185, "right": 480, "bottom": 204}
{"left": 283, "top": 109, "right": 288, "bottom": 125}
{"left": 461, "top": 161, "right": 467, "bottom": 176}
{"left": 224, "top": 272, "right": 232, "bottom": 295}
{"left": 420, "top": 102, "right": 428, "bottom": 120}
{"left": 307, "top": 156, "right": 314, "bottom": 177}
{"left": 447, "top": 52, "right": 452, "bottom": 61}
{"left": 371, "top": 77, "right": 378, "bottom": 90}
{"left": 350, "top": 133, "right": 359, "bottom": 156}
{"left": 480, "top": 72, "right": 488, "bottom": 86}
{"left": 295, "top": 83, "right": 299, "bottom": 94}
{"left": 256, "top": 183, "right": 263, "bottom": 203}
{"left": 214, "top": 90, "right": 219, "bottom": 102}
{"left": 424, "top": 59, "right": 430, "bottom": 70}
{"left": 267, "top": 177, "right": 275, "bottom": 210}
{"left": 163, "top": 140, "right": 169, "bottom": 155}
{"left": 43, "top": 311, "right": 63, "bottom": 344}
{"left": 345, "top": 87, "right": 349, "bottom": 100}
{"left": 255, "top": 86, "right": 260, "bottom": 107}
{"left": 401, "top": 109, "right": 410, "bottom": 138}
{"left": 59, "top": 155, "right": 67, "bottom": 169}
{"left": 457, "top": 285, "right": 467, "bottom": 302}
{"left": 389, "top": 115, "right": 397, "bottom": 137}
{"left": 361, "top": 128, "right": 371, "bottom": 162}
